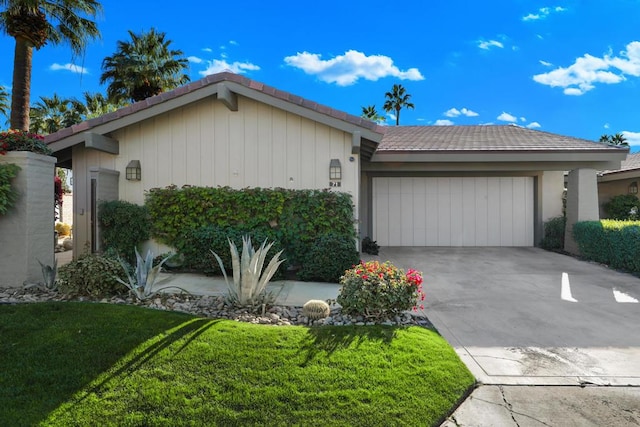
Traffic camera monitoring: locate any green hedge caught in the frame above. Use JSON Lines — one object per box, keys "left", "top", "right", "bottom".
{"left": 540, "top": 216, "right": 565, "bottom": 251}
{"left": 145, "top": 186, "right": 357, "bottom": 280}
{"left": 573, "top": 220, "right": 640, "bottom": 273}
{"left": 98, "top": 200, "right": 151, "bottom": 263}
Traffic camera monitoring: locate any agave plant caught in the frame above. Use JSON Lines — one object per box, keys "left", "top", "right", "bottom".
{"left": 115, "top": 248, "right": 188, "bottom": 301}
{"left": 211, "top": 236, "right": 285, "bottom": 307}
{"left": 24, "top": 258, "right": 58, "bottom": 291}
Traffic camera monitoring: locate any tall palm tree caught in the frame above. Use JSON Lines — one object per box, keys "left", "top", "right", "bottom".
{"left": 0, "top": 0, "right": 101, "bottom": 131}
{"left": 100, "top": 28, "right": 190, "bottom": 104}
{"left": 29, "top": 93, "right": 84, "bottom": 134}
{"left": 361, "top": 104, "right": 385, "bottom": 123}
{"left": 383, "top": 84, "right": 414, "bottom": 126}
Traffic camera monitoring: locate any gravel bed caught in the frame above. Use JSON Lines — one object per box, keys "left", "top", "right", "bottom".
{"left": 0, "top": 287, "right": 433, "bottom": 328}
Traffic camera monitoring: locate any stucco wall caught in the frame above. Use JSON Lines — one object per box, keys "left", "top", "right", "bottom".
{"left": 598, "top": 178, "right": 638, "bottom": 217}
{"left": 541, "top": 170, "right": 565, "bottom": 221}
{"left": 0, "top": 152, "right": 56, "bottom": 286}
{"left": 72, "top": 95, "right": 359, "bottom": 254}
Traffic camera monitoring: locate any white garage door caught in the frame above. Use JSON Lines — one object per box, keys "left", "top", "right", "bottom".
{"left": 373, "top": 177, "right": 534, "bottom": 246}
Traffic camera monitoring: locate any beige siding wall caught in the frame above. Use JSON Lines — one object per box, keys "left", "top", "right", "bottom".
{"left": 541, "top": 170, "right": 565, "bottom": 221}
{"left": 72, "top": 95, "right": 359, "bottom": 253}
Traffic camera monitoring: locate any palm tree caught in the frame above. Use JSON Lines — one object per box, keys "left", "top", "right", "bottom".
{"left": 611, "top": 133, "right": 629, "bottom": 147}
{"left": 599, "top": 133, "right": 629, "bottom": 147}
{"left": 29, "top": 93, "right": 84, "bottom": 134}
{"left": 361, "top": 105, "right": 385, "bottom": 123}
{"left": 100, "top": 28, "right": 190, "bottom": 104}
{"left": 81, "top": 91, "right": 124, "bottom": 119}
{"left": 383, "top": 84, "right": 414, "bottom": 126}
{"left": 0, "top": 85, "right": 8, "bottom": 126}
{"left": 0, "top": 0, "right": 101, "bottom": 131}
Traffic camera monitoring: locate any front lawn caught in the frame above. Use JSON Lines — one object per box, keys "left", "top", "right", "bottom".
{"left": 0, "top": 302, "right": 474, "bottom": 426}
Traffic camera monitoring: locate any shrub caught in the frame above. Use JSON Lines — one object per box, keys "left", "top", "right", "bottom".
{"left": 55, "top": 222, "right": 72, "bottom": 236}
{"left": 540, "top": 216, "right": 565, "bottom": 251}
{"left": 98, "top": 200, "right": 150, "bottom": 263}
{"left": 176, "top": 225, "right": 285, "bottom": 275}
{"left": 298, "top": 234, "right": 359, "bottom": 282}
{"left": 603, "top": 194, "right": 640, "bottom": 220}
{"left": 0, "top": 163, "right": 20, "bottom": 216}
{"left": 337, "top": 261, "right": 425, "bottom": 320}
{"left": 573, "top": 220, "right": 640, "bottom": 273}
{"left": 361, "top": 236, "right": 380, "bottom": 255}
{"left": 57, "top": 253, "right": 128, "bottom": 298}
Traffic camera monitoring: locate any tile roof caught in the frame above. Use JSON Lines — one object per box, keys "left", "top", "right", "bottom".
{"left": 377, "top": 125, "right": 626, "bottom": 152}
{"left": 45, "top": 72, "right": 383, "bottom": 145}
{"left": 600, "top": 153, "right": 640, "bottom": 175}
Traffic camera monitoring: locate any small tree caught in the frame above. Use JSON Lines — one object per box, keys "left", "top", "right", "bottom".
{"left": 599, "top": 133, "right": 629, "bottom": 147}
{"left": 361, "top": 104, "right": 385, "bottom": 123}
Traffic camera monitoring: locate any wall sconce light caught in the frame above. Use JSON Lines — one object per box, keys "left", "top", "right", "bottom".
{"left": 330, "top": 159, "right": 342, "bottom": 180}
{"left": 629, "top": 181, "right": 638, "bottom": 195}
{"left": 126, "top": 160, "right": 141, "bottom": 181}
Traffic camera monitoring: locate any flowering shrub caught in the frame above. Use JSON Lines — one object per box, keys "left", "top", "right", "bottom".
{"left": 337, "top": 261, "right": 425, "bottom": 320}
{"left": 0, "top": 130, "right": 52, "bottom": 155}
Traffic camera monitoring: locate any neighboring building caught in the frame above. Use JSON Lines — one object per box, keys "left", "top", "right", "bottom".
{"left": 598, "top": 153, "right": 640, "bottom": 217}
{"left": 45, "top": 72, "right": 627, "bottom": 257}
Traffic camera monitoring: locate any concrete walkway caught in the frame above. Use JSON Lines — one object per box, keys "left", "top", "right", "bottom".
{"left": 155, "top": 272, "right": 342, "bottom": 307}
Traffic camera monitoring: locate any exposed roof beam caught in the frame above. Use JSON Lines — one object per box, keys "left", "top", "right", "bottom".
{"left": 217, "top": 83, "right": 238, "bottom": 111}
{"left": 84, "top": 132, "right": 119, "bottom": 154}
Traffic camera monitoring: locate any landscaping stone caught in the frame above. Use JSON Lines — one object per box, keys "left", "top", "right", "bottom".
{"left": 0, "top": 287, "right": 434, "bottom": 328}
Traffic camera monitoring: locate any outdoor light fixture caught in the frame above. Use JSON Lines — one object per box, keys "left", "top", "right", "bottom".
{"left": 126, "top": 160, "right": 141, "bottom": 181}
{"left": 629, "top": 181, "right": 638, "bottom": 195}
{"left": 330, "top": 159, "right": 342, "bottom": 180}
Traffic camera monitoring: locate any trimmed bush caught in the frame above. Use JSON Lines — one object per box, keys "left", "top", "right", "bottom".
{"left": 337, "top": 261, "right": 425, "bottom": 319}
{"left": 298, "top": 234, "right": 359, "bottom": 282}
{"left": 176, "top": 225, "right": 285, "bottom": 275}
{"left": 55, "top": 222, "right": 72, "bottom": 236}
{"left": 540, "top": 216, "right": 566, "bottom": 251}
{"left": 58, "top": 253, "right": 128, "bottom": 298}
{"left": 573, "top": 220, "right": 640, "bottom": 273}
{"left": 145, "top": 186, "right": 356, "bottom": 268}
{"left": 98, "top": 200, "right": 151, "bottom": 263}
{"left": 361, "top": 236, "right": 380, "bottom": 255}
{"left": 603, "top": 194, "right": 640, "bottom": 220}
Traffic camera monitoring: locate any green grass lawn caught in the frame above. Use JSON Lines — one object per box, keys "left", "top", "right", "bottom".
{"left": 0, "top": 302, "right": 474, "bottom": 427}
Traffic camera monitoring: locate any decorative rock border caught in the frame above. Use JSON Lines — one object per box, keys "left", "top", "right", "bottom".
{"left": 0, "top": 287, "right": 433, "bottom": 328}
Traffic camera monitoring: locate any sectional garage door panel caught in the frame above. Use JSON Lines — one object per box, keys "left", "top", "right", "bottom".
{"left": 373, "top": 177, "right": 534, "bottom": 247}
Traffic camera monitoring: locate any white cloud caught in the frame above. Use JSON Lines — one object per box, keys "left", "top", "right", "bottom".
{"left": 434, "top": 119, "right": 454, "bottom": 126}
{"left": 527, "top": 122, "right": 541, "bottom": 129}
{"left": 50, "top": 63, "right": 87, "bottom": 74}
{"left": 532, "top": 43, "right": 640, "bottom": 95}
{"left": 387, "top": 113, "right": 397, "bottom": 122}
{"left": 604, "top": 123, "right": 610, "bottom": 129}
{"left": 478, "top": 40, "right": 503, "bottom": 50}
{"left": 445, "top": 107, "right": 479, "bottom": 118}
{"left": 283, "top": 50, "right": 424, "bottom": 86}
{"left": 202, "top": 47, "right": 213, "bottom": 53}
{"left": 497, "top": 112, "right": 518, "bottom": 122}
{"left": 229, "top": 40, "right": 238, "bottom": 45}
{"left": 539, "top": 60, "right": 552, "bottom": 67}
{"left": 523, "top": 6, "right": 567, "bottom": 21}
{"left": 520, "top": 117, "right": 526, "bottom": 122}
{"left": 199, "top": 59, "right": 260, "bottom": 76}
{"left": 188, "top": 56, "right": 203, "bottom": 64}
{"left": 623, "top": 131, "right": 640, "bottom": 146}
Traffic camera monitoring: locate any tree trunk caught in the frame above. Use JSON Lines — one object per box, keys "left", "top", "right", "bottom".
{"left": 10, "top": 37, "right": 33, "bottom": 131}
{"left": 395, "top": 107, "right": 400, "bottom": 126}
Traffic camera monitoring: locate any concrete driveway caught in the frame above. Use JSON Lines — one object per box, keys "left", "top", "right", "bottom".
{"left": 378, "top": 246, "right": 640, "bottom": 386}
{"left": 374, "top": 247, "right": 640, "bottom": 425}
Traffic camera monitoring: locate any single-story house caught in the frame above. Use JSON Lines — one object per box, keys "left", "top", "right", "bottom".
{"left": 598, "top": 153, "right": 640, "bottom": 216}
{"left": 45, "top": 72, "right": 627, "bottom": 256}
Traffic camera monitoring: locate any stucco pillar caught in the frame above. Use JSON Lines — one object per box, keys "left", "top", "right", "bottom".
{"left": 0, "top": 152, "right": 56, "bottom": 287}
{"left": 564, "top": 168, "right": 599, "bottom": 255}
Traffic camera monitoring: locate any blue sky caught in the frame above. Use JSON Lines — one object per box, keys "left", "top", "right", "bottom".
{"left": 2, "top": 0, "right": 640, "bottom": 148}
